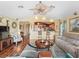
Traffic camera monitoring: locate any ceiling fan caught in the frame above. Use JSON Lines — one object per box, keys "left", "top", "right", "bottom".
{"left": 29, "top": 1, "right": 55, "bottom": 15}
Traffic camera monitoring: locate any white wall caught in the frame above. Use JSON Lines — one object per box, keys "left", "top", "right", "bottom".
{"left": 9, "top": 19, "right": 19, "bottom": 36}
{"left": 0, "top": 16, "right": 19, "bottom": 36}
{"left": 0, "top": 17, "right": 7, "bottom": 26}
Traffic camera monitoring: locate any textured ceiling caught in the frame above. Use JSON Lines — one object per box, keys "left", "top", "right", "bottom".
{"left": 0, "top": 1, "right": 79, "bottom": 20}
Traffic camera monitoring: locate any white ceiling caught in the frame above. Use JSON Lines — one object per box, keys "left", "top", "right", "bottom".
{"left": 0, "top": 1, "right": 79, "bottom": 20}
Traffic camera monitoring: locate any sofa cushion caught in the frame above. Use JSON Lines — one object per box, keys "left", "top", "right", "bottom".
{"left": 55, "top": 39, "right": 77, "bottom": 57}
{"left": 61, "top": 36, "right": 79, "bottom": 46}
{"left": 71, "top": 40, "right": 79, "bottom": 46}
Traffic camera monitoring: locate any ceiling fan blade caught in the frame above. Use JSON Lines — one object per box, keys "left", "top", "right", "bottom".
{"left": 29, "top": 8, "right": 39, "bottom": 11}
{"left": 50, "top": 5, "right": 55, "bottom": 8}
{"left": 29, "top": 8, "right": 37, "bottom": 10}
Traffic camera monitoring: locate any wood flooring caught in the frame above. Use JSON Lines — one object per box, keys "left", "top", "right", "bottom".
{"left": 0, "top": 39, "right": 29, "bottom": 58}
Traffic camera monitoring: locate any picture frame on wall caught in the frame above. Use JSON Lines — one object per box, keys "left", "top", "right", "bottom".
{"left": 69, "top": 16, "right": 79, "bottom": 32}
{"left": 12, "top": 22, "right": 17, "bottom": 28}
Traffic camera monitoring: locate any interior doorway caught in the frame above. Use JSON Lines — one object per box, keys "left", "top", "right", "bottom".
{"left": 19, "top": 22, "right": 30, "bottom": 39}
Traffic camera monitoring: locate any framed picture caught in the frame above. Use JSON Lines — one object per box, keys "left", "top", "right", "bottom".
{"left": 69, "top": 16, "right": 79, "bottom": 32}
{"left": 12, "top": 22, "right": 17, "bottom": 28}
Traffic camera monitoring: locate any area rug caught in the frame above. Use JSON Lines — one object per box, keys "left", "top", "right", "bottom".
{"left": 18, "top": 43, "right": 72, "bottom": 58}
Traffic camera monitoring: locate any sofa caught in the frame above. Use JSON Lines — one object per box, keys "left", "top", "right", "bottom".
{"left": 55, "top": 32, "right": 79, "bottom": 58}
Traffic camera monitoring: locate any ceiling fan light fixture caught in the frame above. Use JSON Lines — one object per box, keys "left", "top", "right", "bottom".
{"left": 29, "top": 1, "right": 55, "bottom": 15}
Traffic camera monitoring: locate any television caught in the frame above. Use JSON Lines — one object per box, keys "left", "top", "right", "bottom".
{"left": 0, "top": 26, "right": 9, "bottom": 32}
{"left": 0, "top": 26, "right": 9, "bottom": 40}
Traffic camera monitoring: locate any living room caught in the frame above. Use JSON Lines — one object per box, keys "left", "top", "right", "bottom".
{"left": 0, "top": 0, "right": 79, "bottom": 58}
